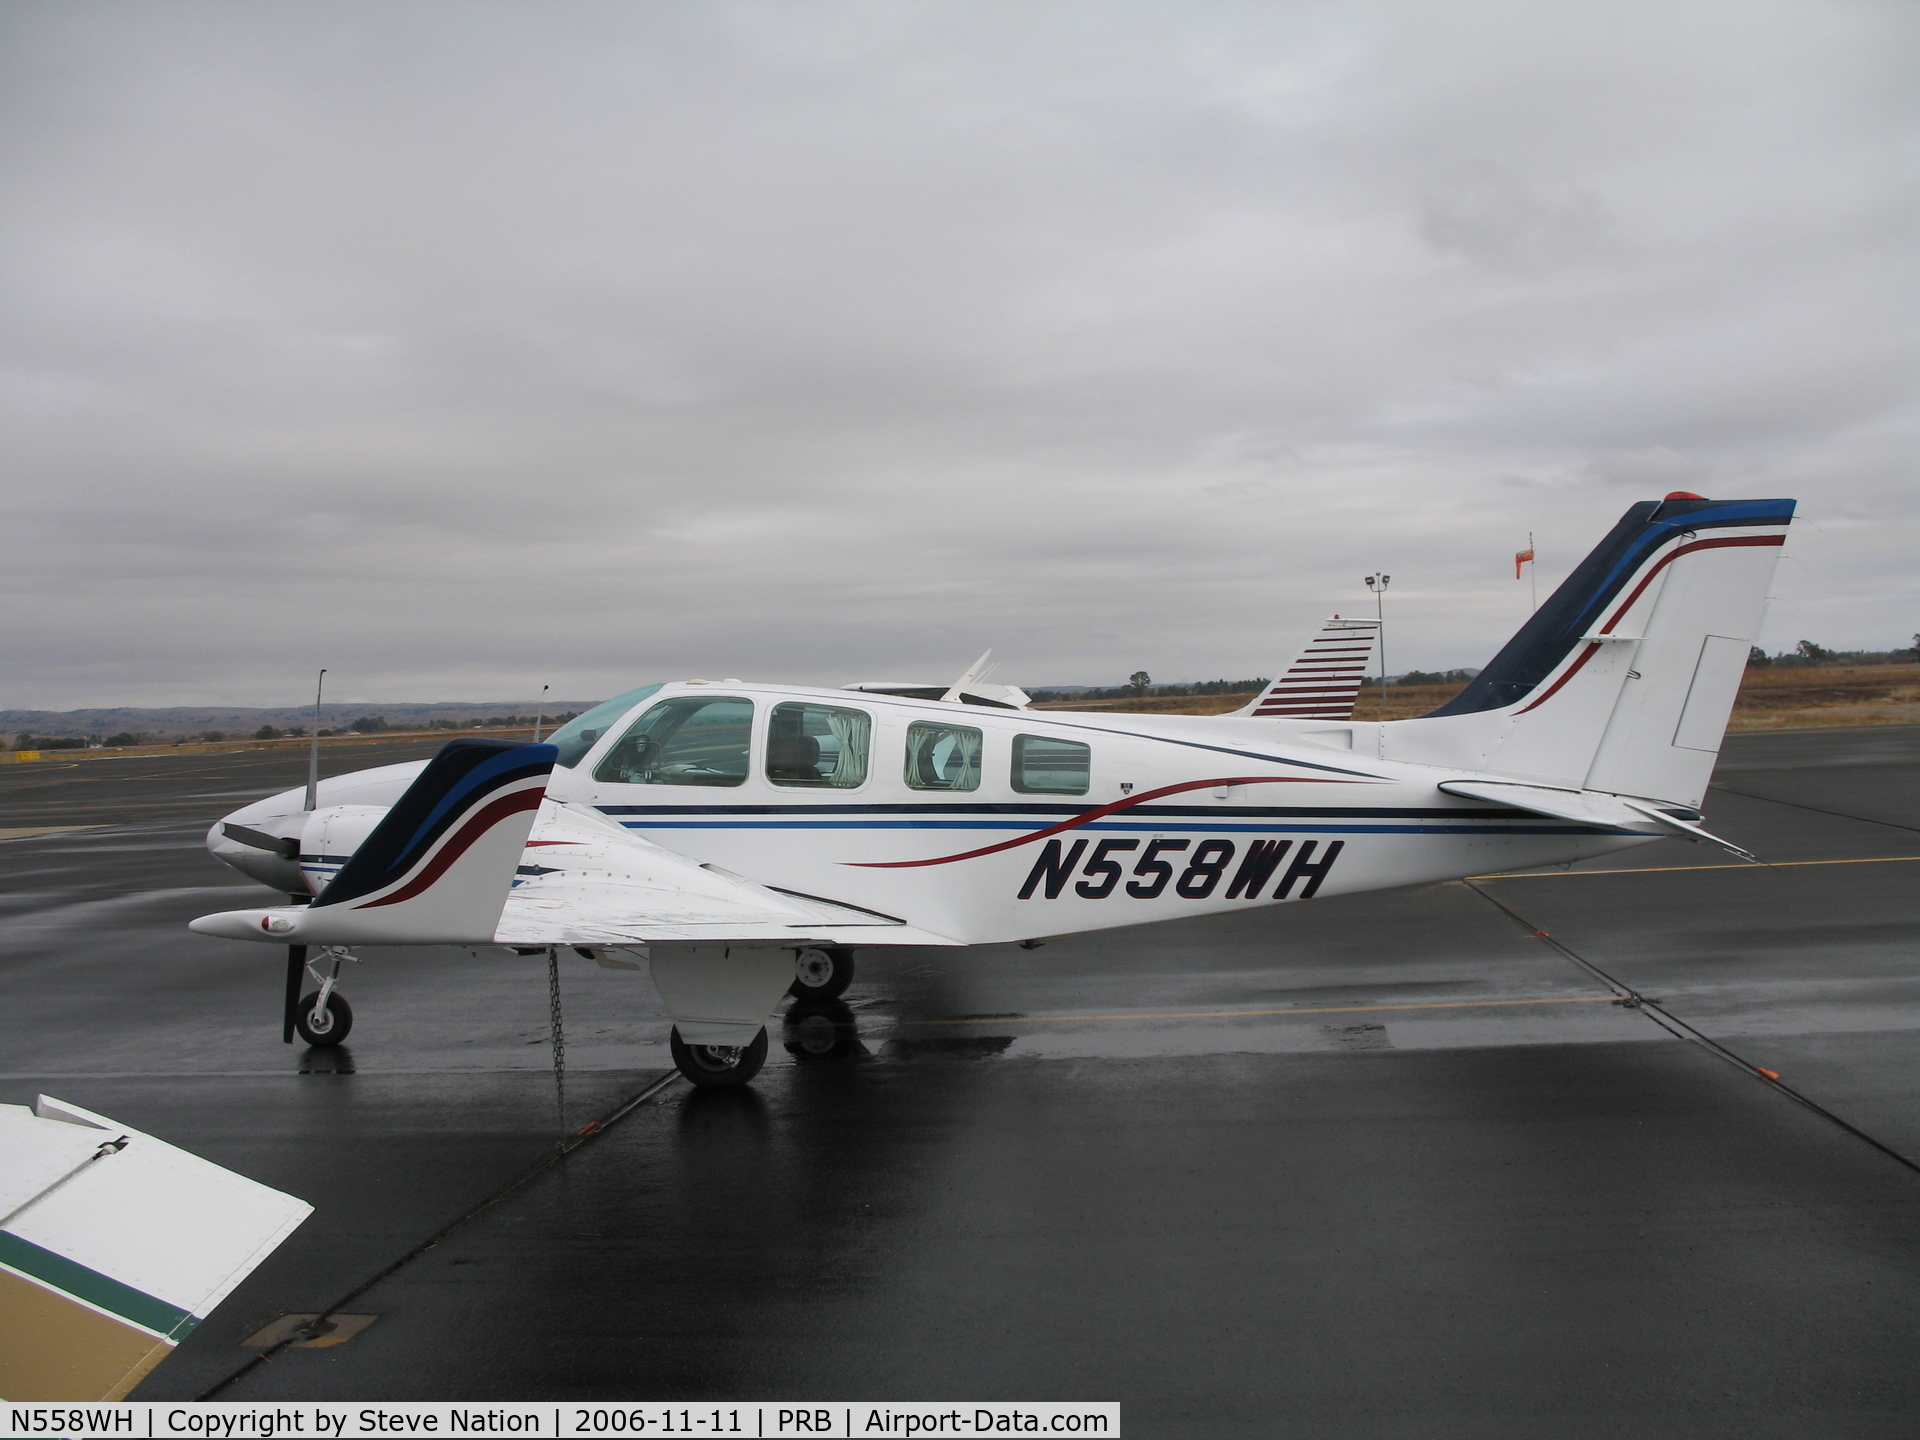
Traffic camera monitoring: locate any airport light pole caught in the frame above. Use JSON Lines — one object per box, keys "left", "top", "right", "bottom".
{"left": 1364, "top": 574, "right": 1390, "bottom": 715}
{"left": 533, "top": 685, "right": 550, "bottom": 743}
{"left": 303, "top": 669, "right": 326, "bottom": 812}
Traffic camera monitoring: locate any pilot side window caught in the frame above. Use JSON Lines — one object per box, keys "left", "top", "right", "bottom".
{"left": 592, "top": 696, "right": 752, "bottom": 787}
{"left": 904, "top": 721, "right": 982, "bottom": 792}
{"left": 767, "top": 702, "right": 871, "bottom": 788}
{"left": 1011, "top": 734, "right": 1090, "bottom": 795}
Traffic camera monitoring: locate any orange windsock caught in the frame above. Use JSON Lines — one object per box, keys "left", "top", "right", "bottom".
{"left": 1515, "top": 547, "right": 1534, "bottom": 580}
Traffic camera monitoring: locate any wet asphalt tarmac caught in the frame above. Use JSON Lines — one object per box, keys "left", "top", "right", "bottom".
{"left": 2, "top": 727, "right": 1917, "bottom": 1435}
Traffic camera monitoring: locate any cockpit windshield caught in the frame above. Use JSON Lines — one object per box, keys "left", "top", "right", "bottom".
{"left": 545, "top": 685, "right": 664, "bottom": 769}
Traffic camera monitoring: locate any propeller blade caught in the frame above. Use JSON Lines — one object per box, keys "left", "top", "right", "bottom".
{"left": 222, "top": 822, "right": 299, "bottom": 859}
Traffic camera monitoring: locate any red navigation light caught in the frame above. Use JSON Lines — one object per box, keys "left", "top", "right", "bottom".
{"left": 1664, "top": 491, "right": 1706, "bottom": 500}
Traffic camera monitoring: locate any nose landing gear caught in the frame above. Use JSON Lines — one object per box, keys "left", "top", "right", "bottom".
{"left": 287, "top": 945, "right": 356, "bottom": 1048}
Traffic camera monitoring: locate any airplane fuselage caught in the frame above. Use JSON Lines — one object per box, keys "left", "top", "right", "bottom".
{"left": 212, "top": 680, "right": 1654, "bottom": 948}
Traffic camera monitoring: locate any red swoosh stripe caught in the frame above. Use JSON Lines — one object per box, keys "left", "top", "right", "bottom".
{"left": 1599, "top": 534, "right": 1781, "bottom": 635}
{"left": 845, "top": 775, "right": 1363, "bottom": 869}
{"left": 1514, "top": 534, "right": 1784, "bottom": 716}
{"left": 354, "top": 789, "right": 544, "bottom": 908}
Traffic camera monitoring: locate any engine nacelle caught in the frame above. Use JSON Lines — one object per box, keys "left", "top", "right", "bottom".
{"left": 205, "top": 759, "right": 430, "bottom": 897}
{"left": 297, "top": 805, "right": 391, "bottom": 896}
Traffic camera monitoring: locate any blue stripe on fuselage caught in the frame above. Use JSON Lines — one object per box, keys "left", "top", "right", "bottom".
{"left": 616, "top": 818, "right": 1629, "bottom": 837}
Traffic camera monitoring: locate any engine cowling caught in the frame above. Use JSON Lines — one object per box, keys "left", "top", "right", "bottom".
{"left": 297, "top": 805, "right": 391, "bottom": 896}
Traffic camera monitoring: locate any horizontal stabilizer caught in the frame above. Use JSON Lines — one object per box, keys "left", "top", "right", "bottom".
{"left": 1616, "top": 796, "right": 1757, "bottom": 863}
{"left": 1438, "top": 779, "right": 1755, "bottom": 862}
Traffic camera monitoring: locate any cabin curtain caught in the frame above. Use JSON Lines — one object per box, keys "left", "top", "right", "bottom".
{"left": 825, "top": 709, "right": 870, "bottom": 787}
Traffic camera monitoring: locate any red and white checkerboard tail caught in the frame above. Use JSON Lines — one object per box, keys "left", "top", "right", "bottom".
{"left": 1233, "top": 618, "right": 1381, "bottom": 720}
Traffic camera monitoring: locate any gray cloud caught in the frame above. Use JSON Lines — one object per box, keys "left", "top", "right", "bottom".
{"left": 2, "top": 0, "right": 1912, "bottom": 709}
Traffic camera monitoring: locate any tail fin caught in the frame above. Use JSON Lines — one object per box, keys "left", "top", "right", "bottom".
{"left": 1234, "top": 617, "right": 1381, "bottom": 719}
{"left": 1389, "top": 497, "right": 1793, "bottom": 805}
{"left": 191, "top": 739, "right": 556, "bottom": 945}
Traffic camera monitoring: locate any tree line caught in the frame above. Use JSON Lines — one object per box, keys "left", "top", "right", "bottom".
{"left": 1749, "top": 639, "right": 1920, "bottom": 667}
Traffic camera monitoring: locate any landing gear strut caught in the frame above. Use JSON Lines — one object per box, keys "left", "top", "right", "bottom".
{"left": 670, "top": 1026, "right": 768, "bottom": 1086}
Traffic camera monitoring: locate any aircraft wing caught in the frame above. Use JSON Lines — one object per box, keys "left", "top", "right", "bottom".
{"left": 494, "top": 802, "right": 962, "bottom": 947}
{"left": 190, "top": 749, "right": 961, "bottom": 948}
{"left": 1437, "top": 779, "right": 1756, "bottom": 862}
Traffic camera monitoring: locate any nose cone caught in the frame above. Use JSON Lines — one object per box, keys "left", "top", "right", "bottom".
{"left": 206, "top": 809, "right": 307, "bottom": 893}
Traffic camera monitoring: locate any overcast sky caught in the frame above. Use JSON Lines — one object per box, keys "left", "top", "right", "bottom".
{"left": 3, "top": 1, "right": 1912, "bottom": 710}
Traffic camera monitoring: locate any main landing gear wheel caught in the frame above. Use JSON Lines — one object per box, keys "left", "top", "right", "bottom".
{"left": 295, "top": 990, "right": 353, "bottom": 1047}
{"left": 670, "top": 1026, "right": 769, "bottom": 1087}
{"left": 788, "top": 946, "right": 854, "bottom": 1002}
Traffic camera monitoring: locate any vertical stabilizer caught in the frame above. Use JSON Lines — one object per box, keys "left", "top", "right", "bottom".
{"left": 1236, "top": 617, "right": 1381, "bottom": 719}
{"left": 1385, "top": 497, "right": 1793, "bottom": 805}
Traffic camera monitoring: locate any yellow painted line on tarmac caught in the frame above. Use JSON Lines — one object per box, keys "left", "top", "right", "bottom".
{"left": 900, "top": 995, "right": 1619, "bottom": 1027}
{"left": 1474, "top": 854, "right": 1920, "bottom": 879}
{"left": 0, "top": 824, "right": 109, "bottom": 840}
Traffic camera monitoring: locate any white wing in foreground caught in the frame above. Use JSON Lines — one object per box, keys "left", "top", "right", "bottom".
{"left": 0, "top": 1096, "right": 311, "bottom": 1400}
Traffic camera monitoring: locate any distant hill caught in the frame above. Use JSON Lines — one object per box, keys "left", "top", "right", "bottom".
{"left": 3, "top": 701, "right": 599, "bottom": 743}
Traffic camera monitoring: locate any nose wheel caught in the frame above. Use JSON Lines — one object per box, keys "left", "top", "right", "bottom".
{"left": 286, "top": 945, "right": 356, "bottom": 1048}
{"left": 670, "top": 1026, "right": 768, "bottom": 1086}
{"left": 295, "top": 990, "right": 354, "bottom": 1046}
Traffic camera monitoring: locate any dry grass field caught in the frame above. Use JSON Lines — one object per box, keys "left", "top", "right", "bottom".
{"left": 1036, "top": 663, "right": 1920, "bottom": 729}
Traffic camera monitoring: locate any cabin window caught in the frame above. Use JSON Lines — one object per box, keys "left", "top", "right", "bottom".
{"left": 547, "top": 684, "right": 664, "bottom": 768}
{"left": 904, "top": 721, "right": 982, "bottom": 792}
{"left": 766, "top": 702, "right": 871, "bottom": 788}
{"left": 593, "top": 696, "right": 752, "bottom": 787}
{"left": 1012, "top": 734, "right": 1090, "bottom": 795}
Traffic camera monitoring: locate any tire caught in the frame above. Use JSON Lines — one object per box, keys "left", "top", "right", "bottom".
{"left": 295, "top": 991, "right": 353, "bottom": 1047}
{"left": 670, "top": 1026, "right": 769, "bottom": 1087}
{"left": 788, "top": 946, "right": 854, "bottom": 1002}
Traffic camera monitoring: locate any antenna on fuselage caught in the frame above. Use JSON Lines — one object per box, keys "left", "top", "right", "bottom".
{"left": 303, "top": 669, "right": 326, "bottom": 812}
{"left": 941, "top": 650, "right": 994, "bottom": 704}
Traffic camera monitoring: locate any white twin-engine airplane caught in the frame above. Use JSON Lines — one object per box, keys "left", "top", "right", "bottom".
{"left": 196, "top": 495, "right": 1793, "bottom": 1087}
